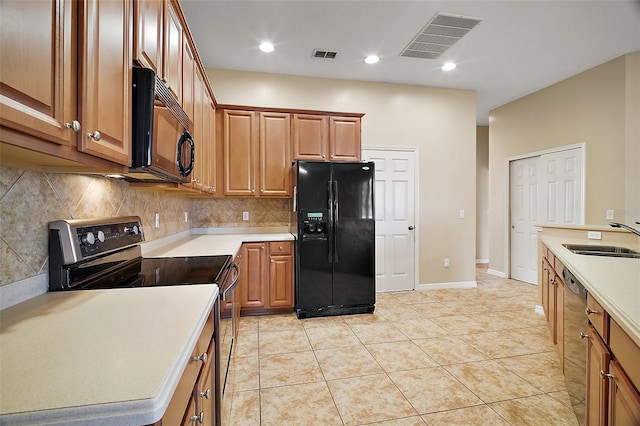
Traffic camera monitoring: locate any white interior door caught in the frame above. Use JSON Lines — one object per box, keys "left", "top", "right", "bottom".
{"left": 362, "top": 148, "right": 417, "bottom": 292}
{"left": 539, "top": 148, "right": 585, "bottom": 225}
{"left": 510, "top": 157, "right": 540, "bottom": 284}
{"left": 509, "top": 146, "right": 585, "bottom": 284}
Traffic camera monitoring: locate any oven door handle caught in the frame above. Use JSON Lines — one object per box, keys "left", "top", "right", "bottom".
{"left": 221, "top": 262, "right": 240, "bottom": 300}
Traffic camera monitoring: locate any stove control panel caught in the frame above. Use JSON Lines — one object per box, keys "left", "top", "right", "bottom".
{"left": 49, "top": 216, "right": 145, "bottom": 265}
{"left": 76, "top": 221, "right": 144, "bottom": 258}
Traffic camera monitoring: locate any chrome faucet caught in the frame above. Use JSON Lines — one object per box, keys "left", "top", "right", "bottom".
{"left": 609, "top": 221, "right": 640, "bottom": 237}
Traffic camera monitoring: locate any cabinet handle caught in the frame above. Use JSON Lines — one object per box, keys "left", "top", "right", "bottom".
{"left": 193, "top": 352, "right": 207, "bottom": 363}
{"left": 190, "top": 412, "right": 204, "bottom": 423}
{"left": 87, "top": 131, "right": 101, "bottom": 141}
{"left": 65, "top": 120, "right": 81, "bottom": 132}
{"left": 200, "top": 388, "right": 211, "bottom": 399}
{"left": 585, "top": 307, "right": 598, "bottom": 315}
{"left": 579, "top": 332, "right": 589, "bottom": 339}
{"left": 600, "top": 370, "right": 614, "bottom": 380}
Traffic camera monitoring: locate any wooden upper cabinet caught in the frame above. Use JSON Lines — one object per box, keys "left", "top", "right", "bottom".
{"left": 330, "top": 116, "right": 361, "bottom": 161}
{"left": 222, "top": 110, "right": 256, "bottom": 196}
{"left": 292, "top": 113, "right": 362, "bottom": 162}
{"left": 133, "top": 0, "right": 164, "bottom": 74}
{"left": 182, "top": 40, "right": 196, "bottom": 126}
{"left": 292, "top": 114, "right": 328, "bottom": 161}
{"left": 77, "top": 0, "right": 132, "bottom": 166}
{"left": 259, "top": 112, "right": 291, "bottom": 196}
{"left": 206, "top": 95, "right": 217, "bottom": 194}
{"left": 0, "top": 0, "right": 76, "bottom": 146}
{"left": 164, "top": 0, "right": 183, "bottom": 104}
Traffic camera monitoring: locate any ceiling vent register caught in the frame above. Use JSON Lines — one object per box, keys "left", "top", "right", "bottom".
{"left": 313, "top": 49, "right": 338, "bottom": 59}
{"left": 400, "top": 12, "right": 482, "bottom": 60}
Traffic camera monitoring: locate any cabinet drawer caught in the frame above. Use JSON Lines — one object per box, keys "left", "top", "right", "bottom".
{"left": 269, "top": 241, "right": 292, "bottom": 255}
{"left": 586, "top": 293, "right": 608, "bottom": 343}
{"left": 610, "top": 318, "right": 640, "bottom": 391}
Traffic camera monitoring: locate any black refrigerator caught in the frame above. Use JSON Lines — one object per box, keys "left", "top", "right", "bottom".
{"left": 294, "top": 161, "right": 375, "bottom": 319}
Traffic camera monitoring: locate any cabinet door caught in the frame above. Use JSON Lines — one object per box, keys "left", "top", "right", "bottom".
{"left": 541, "top": 258, "right": 550, "bottom": 322}
{"left": 549, "top": 270, "right": 558, "bottom": 343}
{"left": 329, "top": 116, "right": 361, "bottom": 161}
{"left": 0, "top": 0, "right": 76, "bottom": 146}
{"left": 269, "top": 242, "right": 294, "bottom": 309}
{"left": 164, "top": 0, "right": 182, "bottom": 104}
{"left": 608, "top": 360, "right": 640, "bottom": 426}
{"left": 191, "top": 66, "right": 206, "bottom": 190}
{"left": 223, "top": 110, "right": 256, "bottom": 196}
{"left": 239, "top": 243, "right": 267, "bottom": 309}
{"left": 586, "top": 326, "right": 610, "bottom": 426}
{"left": 292, "top": 114, "right": 328, "bottom": 161}
{"left": 78, "top": 0, "right": 132, "bottom": 166}
{"left": 206, "top": 97, "right": 217, "bottom": 194}
{"left": 133, "top": 0, "right": 164, "bottom": 74}
{"left": 182, "top": 40, "right": 196, "bottom": 126}
{"left": 259, "top": 112, "right": 291, "bottom": 196}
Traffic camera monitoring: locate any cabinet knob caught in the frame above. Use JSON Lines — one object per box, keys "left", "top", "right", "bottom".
{"left": 193, "top": 352, "right": 207, "bottom": 363}
{"left": 190, "top": 412, "right": 204, "bottom": 424}
{"left": 87, "top": 131, "right": 101, "bottom": 141}
{"left": 579, "top": 332, "right": 589, "bottom": 339}
{"left": 65, "top": 120, "right": 81, "bottom": 132}
{"left": 279, "top": 245, "right": 283, "bottom": 250}
{"left": 200, "top": 388, "right": 211, "bottom": 399}
{"left": 322, "top": 154, "right": 326, "bottom": 158}
{"left": 585, "top": 307, "right": 598, "bottom": 315}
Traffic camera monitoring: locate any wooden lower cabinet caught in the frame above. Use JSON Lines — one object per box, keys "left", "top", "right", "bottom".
{"left": 587, "top": 325, "right": 611, "bottom": 426}
{"left": 542, "top": 249, "right": 565, "bottom": 369}
{"left": 239, "top": 241, "right": 294, "bottom": 315}
{"left": 607, "top": 360, "right": 640, "bottom": 425}
{"left": 152, "top": 305, "right": 217, "bottom": 426}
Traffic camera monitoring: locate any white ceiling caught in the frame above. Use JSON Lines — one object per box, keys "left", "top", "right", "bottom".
{"left": 180, "top": 0, "right": 640, "bottom": 125}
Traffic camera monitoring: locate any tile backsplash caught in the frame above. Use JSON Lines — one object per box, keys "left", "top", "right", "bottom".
{"left": 0, "top": 165, "right": 290, "bottom": 288}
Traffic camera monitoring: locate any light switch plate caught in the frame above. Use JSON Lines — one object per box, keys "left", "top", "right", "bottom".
{"left": 459, "top": 210, "right": 465, "bottom": 219}
{"left": 154, "top": 213, "right": 160, "bottom": 228}
{"left": 183, "top": 211, "right": 189, "bottom": 223}
{"left": 606, "top": 209, "right": 614, "bottom": 220}
{"left": 587, "top": 231, "right": 602, "bottom": 240}
{"left": 243, "top": 211, "right": 249, "bottom": 221}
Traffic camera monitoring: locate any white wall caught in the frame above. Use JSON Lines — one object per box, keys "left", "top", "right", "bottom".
{"left": 207, "top": 68, "right": 477, "bottom": 285}
{"left": 476, "top": 126, "right": 489, "bottom": 263}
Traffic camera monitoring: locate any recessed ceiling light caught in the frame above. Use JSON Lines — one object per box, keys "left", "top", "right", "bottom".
{"left": 259, "top": 42, "right": 274, "bottom": 53}
{"left": 442, "top": 62, "right": 456, "bottom": 71}
{"left": 365, "top": 55, "right": 379, "bottom": 64}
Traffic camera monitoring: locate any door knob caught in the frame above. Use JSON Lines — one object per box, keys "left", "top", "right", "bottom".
{"left": 408, "top": 226, "right": 415, "bottom": 230}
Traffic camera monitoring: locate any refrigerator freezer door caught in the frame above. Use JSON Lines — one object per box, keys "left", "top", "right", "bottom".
{"left": 296, "top": 161, "right": 333, "bottom": 309}
{"left": 331, "top": 162, "right": 375, "bottom": 307}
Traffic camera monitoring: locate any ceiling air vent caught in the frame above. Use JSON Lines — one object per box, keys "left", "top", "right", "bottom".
{"left": 313, "top": 49, "right": 338, "bottom": 59}
{"left": 400, "top": 12, "right": 482, "bottom": 60}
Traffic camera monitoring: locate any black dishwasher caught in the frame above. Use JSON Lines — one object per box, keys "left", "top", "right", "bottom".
{"left": 563, "top": 267, "right": 588, "bottom": 426}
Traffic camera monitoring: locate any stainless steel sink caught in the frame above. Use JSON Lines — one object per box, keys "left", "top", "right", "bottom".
{"left": 563, "top": 244, "right": 640, "bottom": 259}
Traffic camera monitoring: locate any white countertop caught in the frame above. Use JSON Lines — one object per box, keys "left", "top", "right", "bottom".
{"left": 541, "top": 235, "right": 640, "bottom": 347}
{"left": 142, "top": 228, "right": 295, "bottom": 258}
{"left": 0, "top": 285, "right": 218, "bottom": 425}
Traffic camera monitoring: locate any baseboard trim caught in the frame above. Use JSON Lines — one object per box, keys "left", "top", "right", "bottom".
{"left": 534, "top": 305, "right": 545, "bottom": 316}
{"left": 475, "top": 258, "right": 489, "bottom": 264}
{"left": 417, "top": 281, "right": 477, "bottom": 291}
{"left": 487, "top": 269, "right": 507, "bottom": 278}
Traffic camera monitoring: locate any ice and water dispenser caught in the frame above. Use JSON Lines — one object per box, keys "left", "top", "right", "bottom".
{"left": 301, "top": 210, "right": 327, "bottom": 240}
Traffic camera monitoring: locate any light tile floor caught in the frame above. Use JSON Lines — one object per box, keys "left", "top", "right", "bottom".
{"left": 222, "top": 266, "right": 579, "bottom": 425}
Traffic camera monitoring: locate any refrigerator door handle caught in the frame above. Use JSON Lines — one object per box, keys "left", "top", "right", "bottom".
{"left": 333, "top": 180, "right": 339, "bottom": 264}
{"left": 327, "top": 180, "right": 334, "bottom": 264}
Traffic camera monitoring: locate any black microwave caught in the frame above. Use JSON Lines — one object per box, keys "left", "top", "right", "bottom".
{"left": 130, "top": 67, "right": 194, "bottom": 183}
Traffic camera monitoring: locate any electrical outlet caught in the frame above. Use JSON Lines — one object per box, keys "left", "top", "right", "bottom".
{"left": 587, "top": 231, "right": 602, "bottom": 240}
{"left": 183, "top": 211, "right": 189, "bottom": 223}
{"left": 242, "top": 211, "right": 249, "bottom": 221}
{"left": 606, "top": 209, "right": 614, "bottom": 220}
{"left": 444, "top": 258, "right": 450, "bottom": 268}
{"left": 154, "top": 213, "right": 160, "bottom": 228}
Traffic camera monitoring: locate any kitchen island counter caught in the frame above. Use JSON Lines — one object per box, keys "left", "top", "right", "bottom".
{"left": 0, "top": 284, "right": 218, "bottom": 425}
{"left": 541, "top": 235, "right": 640, "bottom": 347}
